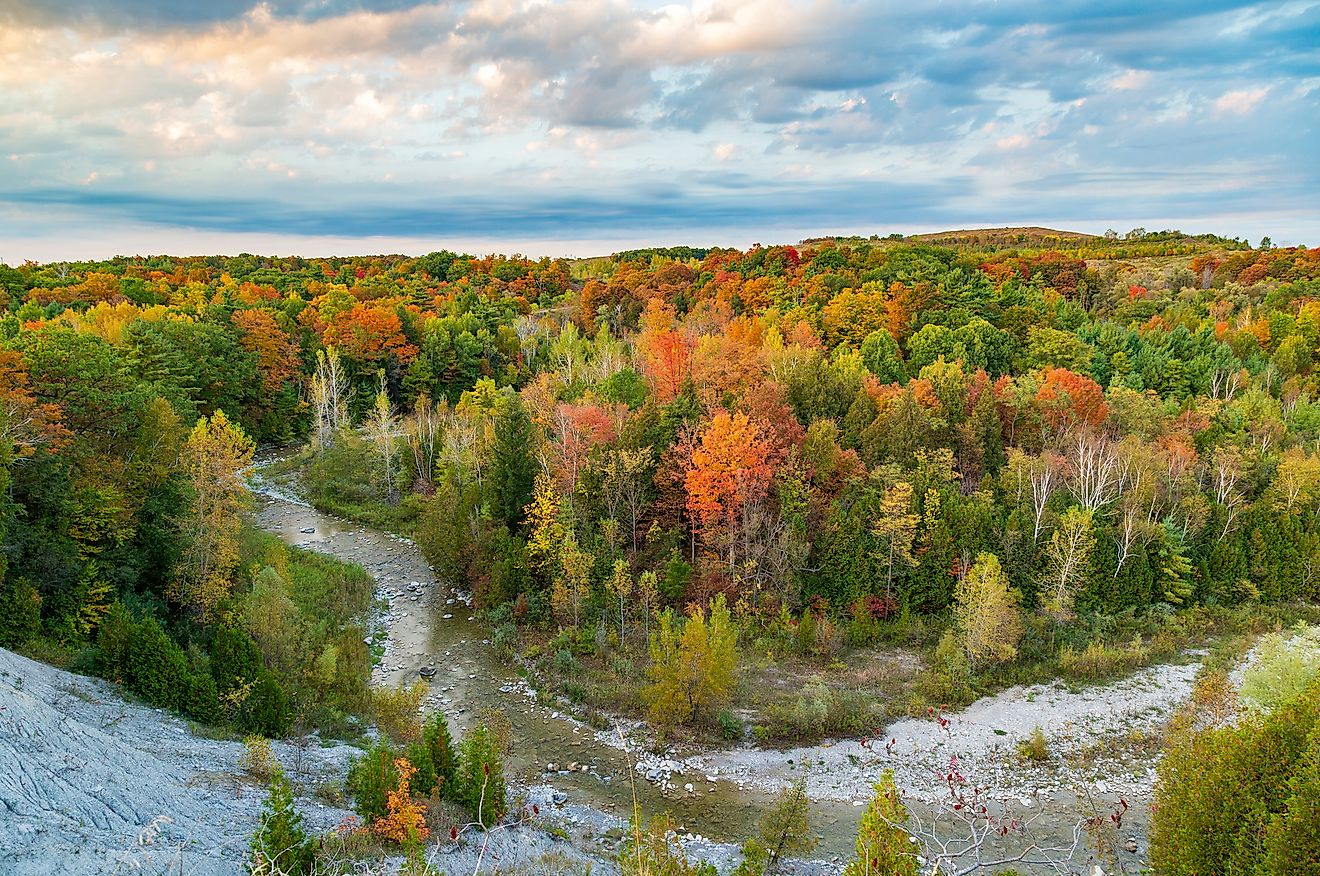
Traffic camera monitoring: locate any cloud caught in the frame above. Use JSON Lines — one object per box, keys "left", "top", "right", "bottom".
{"left": 0, "top": 0, "right": 1316, "bottom": 256}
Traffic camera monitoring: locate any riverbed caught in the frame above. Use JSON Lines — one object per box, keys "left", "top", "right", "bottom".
{"left": 250, "top": 466, "right": 1193, "bottom": 873}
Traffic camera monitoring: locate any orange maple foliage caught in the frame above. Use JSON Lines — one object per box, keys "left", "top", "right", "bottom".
{"left": 322, "top": 302, "right": 419, "bottom": 365}
{"left": 1035, "top": 367, "right": 1108, "bottom": 432}
{"left": 232, "top": 309, "right": 301, "bottom": 392}
{"left": 0, "top": 349, "right": 68, "bottom": 459}
{"left": 373, "top": 758, "right": 430, "bottom": 844}
{"left": 638, "top": 298, "right": 693, "bottom": 403}
{"left": 685, "top": 411, "right": 776, "bottom": 559}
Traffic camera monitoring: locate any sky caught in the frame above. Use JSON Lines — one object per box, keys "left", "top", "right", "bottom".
{"left": 0, "top": 0, "right": 1317, "bottom": 262}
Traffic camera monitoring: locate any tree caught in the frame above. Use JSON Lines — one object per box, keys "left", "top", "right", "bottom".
{"left": 645, "top": 594, "right": 739, "bottom": 727}
{"left": 249, "top": 767, "right": 315, "bottom": 875}
{"left": 753, "top": 780, "right": 818, "bottom": 873}
{"left": 172, "top": 409, "right": 254, "bottom": 619}
{"left": 488, "top": 396, "right": 537, "bottom": 527}
{"left": 308, "top": 346, "right": 348, "bottom": 449}
{"left": 551, "top": 532, "right": 593, "bottom": 628}
{"left": 364, "top": 371, "right": 400, "bottom": 502}
{"left": 844, "top": 772, "right": 918, "bottom": 876}
{"left": 952, "top": 553, "right": 1023, "bottom": 667}
{"left": 456, "top": 723, "right": 507, "bottom": 827}
{"left": 685, "top": 411, "right": 776, "bottom": 569}
{"left": 870, "top": 480, "right": 919, "bottom": 602}
{"left": 1040, "top": 506, "right": 1094, "bottom": 623}
{"left": 608, "top": 559, "right": 634, "bottom": 646}
{"left": 373, "top": 758, "right": 429, "bottom": 844}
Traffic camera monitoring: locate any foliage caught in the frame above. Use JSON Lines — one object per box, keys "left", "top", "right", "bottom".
{"left": 346, "top": 739, "right": 400, "bottom": 824}
{"left": 844, "top": 771, "right": 918, "bottom": 876}
{"left": 240, "top": 734, "right": 278, "bottom": 782}
{"left": 1240, "top": 624, "right": 1320, "bottom": 712}
{"left": 644, "top": 594, "right": 739, "bottom": 727}
{"left": 248, "top": 767, "right": 315, "bottom": 876}
{"left": 373, "top": 681, "right": 428, "bottom": 745}
{"left": 372, "top": 758, "right": 430, "bottom": 845}
{"left": 1151, "top": 678, "right": 1320, "bottom": 875}
{"left": 455, "top": 723, "right": 508, "bottom": 827}
{"left": 952, "top": 552, "right": 1023, "bottom": 666}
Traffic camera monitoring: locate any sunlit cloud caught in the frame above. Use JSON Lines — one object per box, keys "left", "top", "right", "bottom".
{"left": 0, "top": 0, "right": 1317, "bottom": 260}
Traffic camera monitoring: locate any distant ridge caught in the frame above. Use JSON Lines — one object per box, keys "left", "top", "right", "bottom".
{"left": 907, "top": 226, "right": 1101, "bottom": 245}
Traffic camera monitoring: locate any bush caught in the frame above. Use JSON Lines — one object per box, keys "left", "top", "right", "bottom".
{"left": 456, "top": 724, "right": 507, "bottom": 827}
{"left": 183, "top": 671, "right": 222, "bottom": 725}
{"left": 373, "top": 681, "right": 427, "bottom": 744}
{"left": 240, "top": 671, "right": 293, "bottom": 738}
{"left": 1017, "top": 726, "right": 1050, "bottom": 763}
{"left": 1057, "top": 636, "right": 1149, "bottom": 681}
{"left": 249, "top": 767, "right": 315, "bottom": 875}
{"left": 125, "top": 616, "right": 188, "bottom": 710}
{"left": 492, "top": 623, "right": 518, "bottom": 663}
{"left": 718, "top": 709, "right": 743, "bottom": 740}
{"left": 421, "top": 712, "right": 458, "bottom": 800}
{"left": 94, "top": 602, "right": 135, "bottom": 681}
{"left": 1151, "top": 678, "right": 1320, "bottom": 875}
{"left": 844, "top": 771, "right": 917, "bottom": 876}
{"left": 0, "top": 577, "right": 41, "bottom": 649}
{"left": 240, "top": 734, "right": 279, "bottom": 782}
{"left": 346, "top": 739, "right": 400, "bottom": 824}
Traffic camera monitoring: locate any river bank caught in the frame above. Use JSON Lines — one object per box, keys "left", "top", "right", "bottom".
{"left": 249, "top": 458, "right": 1216, "bottom": 874}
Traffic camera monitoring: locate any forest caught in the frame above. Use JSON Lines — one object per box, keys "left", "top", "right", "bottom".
{"left": 2, "top": 228, "right": 1319, "bottom": 873}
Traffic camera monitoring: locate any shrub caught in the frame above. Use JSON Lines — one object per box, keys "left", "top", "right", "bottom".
{"left": 372, "top": 758, "right": 429, "bottom": 845}
{"left": 1017, "top": 726, "right": 1050, "bottom": 763}
{"left": 240, "top": 671, "right": 293, "bottom": 738}
{"left": 346, "top": 739, "right": 400, "bottom": 824}
{"left": 249, "top": 767, "right": 315, "bottom": 876}
{"left": 492, "top": 623, "right": 518, "bottom": 662}
{"left": 456, "top": 724, "right": 507, "bottom": 827}
{"left": 240, "top": 734, "right": 279, "bottom": 782}
{"left": 844, "top": 771, "right": 917, "bottom": 876}
{"left": 718, "top": 709, "right": 743, "bottom": 741}
{"left": 372, "top": 681, "right": 427, "bottom": 744}
{"left": 183, "top": 671, "right": 222, "bottom": 725}
{"left": 1151, "top": 679, "right": 1320, "bottom": 875}
{"left": 421, "top": 712, "right": 458, "bottom": 799}
{"left": 1057, "top": 636, "right": 1149, "bottom": 681}
{"left": 0, "top": 577, "right": 41, "bottom": 649}
{"left": 124, "top": 615, "right": 188, "bottom": 710}
{"left": 94, "top": 602, "right": 135, "bottom": 681}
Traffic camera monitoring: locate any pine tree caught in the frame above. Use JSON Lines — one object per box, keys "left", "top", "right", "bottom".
{"left": 844, "top": 772, "right": 917, "bottom": 876}
{"left": 457, "top": 724, "right": 507, "bottom": 827}
{"left": 249, "top": 767, "right": 314, "bottom": 876}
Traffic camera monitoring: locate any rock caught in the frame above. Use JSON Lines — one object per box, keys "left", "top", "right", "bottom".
{"left": 1125, "top": 838, "right": 1139, "bottom": 853}
{"left": 552, "top": 792, "right": 568, "bottom": 806}
{"left": 684, "top": 783, "right": 694, "bottom": 793}
{"left": 546, "top": 763, "right": 558, "bottom": 773}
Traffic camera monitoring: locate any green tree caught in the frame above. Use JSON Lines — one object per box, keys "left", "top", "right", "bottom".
{"left": 248, "top": 767, "right": 315, "bottom": 876}
{"left": 488, "top": 397, "right": 537, "bottom": 527}
{"left": 844, "top": 772, "right": 918, "bottom": 876}
{"left": 456, "top": 723, "right": 507, "bottom": 826}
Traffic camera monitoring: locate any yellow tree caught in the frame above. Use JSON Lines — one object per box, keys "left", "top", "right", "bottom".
{"left": 524, "top": 472, "right": 566, "bottom": 581}
{"left": 608, "top": 559, "right": 633, "bottom": 646}
{"left": 644, "top": 594, "right": 738, "bottom": 727}
{"left": 1040, "top": 506, "right": 1094, "bottom": 624}
{"left": 952, "top": 553, "right": 1023, "bottom": 667}
{"left": 870, "top": 481, "right": 919, "bottom": 602}
{"left": 551, "top": 532, "right": 592, "bottom": 629}
{"left": 172, "top": 409, "right": 254, "bottom": 619}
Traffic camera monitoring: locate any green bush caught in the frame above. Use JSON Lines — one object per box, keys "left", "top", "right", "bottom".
{"left": 0, "top": 577, "right": 41, "bottom": 649}
{"left": 346, "top": 739, "right": 399, "bottom": 824}
{"left": 456, "top": 724, "right": 507, "bottom": 827}
{"left": 125, "top": 616, "right": 188, "bottom": 710}
{"left": 718, "top": 709, "right": 743, "bottom": 740}
{"left": 239, "top": 671, "right": 293, "bottom": 738}
{"left": 183, "top": 671, "right": 222, "bottom": 725}
{"left": 249, "top": 767, "right": 316, "bottom": 875}
{"left": 1151, "top": 678, "right": 1320, "bottom": 875}
{"left": 421, "top": 712, "right": 458, "bottom": 799}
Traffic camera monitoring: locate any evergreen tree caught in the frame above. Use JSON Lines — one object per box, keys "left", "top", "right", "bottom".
{"left": 488, "top": 397, "right": 537, "bottom": 528}
{"left": 249, "top": 767, "right": 314, "bottom": 876}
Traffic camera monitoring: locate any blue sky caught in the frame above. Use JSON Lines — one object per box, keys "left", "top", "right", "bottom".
{"left": 1, "top": 0, "right": 1316, "bottom": 261}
